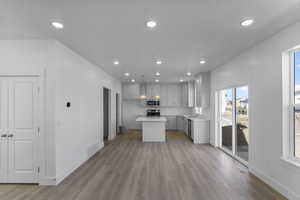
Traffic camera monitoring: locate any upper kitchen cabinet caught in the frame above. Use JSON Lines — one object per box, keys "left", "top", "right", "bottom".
{"left": 167, "top": 84, "right": 181, "bottom": 107}
{"left": 195, "top": 72, "right": 210, "bottom": 108}
{"left": 181, "top": 83, "right": 188, "bottom": 107}
{"left": 187, "top": 81, "right": 195, "bottom": 107}
{"left": 146, "top": 83, "right": 161, "bottom": 98}
{"left": 160, "top": 84, "right": 168, "bottom": 107}
{"left": 122, "top": 83, "right": 140, "bottom": 100}
{"left": 181, "top": 81, "right": 195, "bottom": 108}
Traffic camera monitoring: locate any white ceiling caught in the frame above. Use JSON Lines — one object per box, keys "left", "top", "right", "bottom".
{"left": 2, "top": 0, "right": 300, "bottom": 82}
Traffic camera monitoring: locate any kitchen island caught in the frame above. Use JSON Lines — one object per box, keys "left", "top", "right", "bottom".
{"left": 136, "top": 117, "right": 167, "bottom": 142}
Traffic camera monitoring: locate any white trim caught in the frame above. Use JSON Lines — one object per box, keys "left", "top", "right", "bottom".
{"left": 249, "top": 165, "right": 300, "bottom": 200}
{"left": 39, "top": 176, "right": 56, "bottom": 186}
{"left": 213, "top": 91, "right": 220, "bottom": 147}
{"left": 281, "top": 156, "right": 300, "bottom": 168}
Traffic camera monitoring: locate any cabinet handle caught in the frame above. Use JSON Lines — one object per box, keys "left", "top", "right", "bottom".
{"left": 1, "top": 134, "right": 7, "bottom": 138}
{"left": 7, "top": 134, "right": 14, "bottom": 138}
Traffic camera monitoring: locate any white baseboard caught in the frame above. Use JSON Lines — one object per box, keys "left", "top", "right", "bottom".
{"left": 249, "top": 166, "right": 300, "bottom": 200}
{"left": 55, "top": 142, "right": 104, "bottom": 185}
{"left": 39, "top": 176, "right": 56, "bottom": 185}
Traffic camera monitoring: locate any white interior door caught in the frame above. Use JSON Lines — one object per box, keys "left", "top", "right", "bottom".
{"left": 0, "top": 79, "right": 8, "bottom": 183}
{"left": 8, "top": 77, "right": 38, "bottom": 183}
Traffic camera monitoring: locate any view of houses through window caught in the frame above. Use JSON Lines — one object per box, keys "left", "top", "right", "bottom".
{"left": 236, "top": 86, "right": 249, "bottom": 161}
{"left": 294, "top": 50, "right": 300, "bottom": 158}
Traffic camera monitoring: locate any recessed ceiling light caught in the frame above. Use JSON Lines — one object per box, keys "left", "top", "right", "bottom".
{"left": 124, "top": 72, "right": 130, "bottom": 76}
{"left": 180, "top": 79, "right": 184, "bottom": 82}
{"left": 155, "top": 72, "right": 160, "bottom": 76}
{"left": 200, "top": 60, "right": 206, "bottom": 64}
{"left": 113, "top": 60, "right": 119, "bottom": 65}
{"left": 147, "top": 20, "right": 157, "bottom": 28}
{"left": 51, "top": 22, "right": 64, "bottom": 29}
{"left": 131, "top": 79, "right": 135, "bottom": 82}
{"left": 156, "top": 60, "right": 162, "bottom": 65}
{"left": 241, "top": 19, "right": 254, "bottom": 27}
{"left": 155, "top": 79, "right": 159, "bottom": 82}
{"left": 186, "top": 72, "right": 192, "bottom": 76}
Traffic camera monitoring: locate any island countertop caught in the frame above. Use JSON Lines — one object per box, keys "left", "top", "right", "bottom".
{"left": 136, "top": 116, "right": 167, "bottom": 122}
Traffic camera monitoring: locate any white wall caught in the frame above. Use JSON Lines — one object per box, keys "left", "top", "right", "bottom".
{"left": 48, "top": 41, "right": 122, "bottom": 184}
{"left": 210, "top": 21, "right": 300, "bottom": 199}
{"left": 0, "top": 40, "right": 121, "bottom": 185}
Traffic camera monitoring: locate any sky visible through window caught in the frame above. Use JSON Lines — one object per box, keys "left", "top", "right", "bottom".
{"left": 295, "top": 50, "right": 300, "bottom": 104}
{"left": 224, "top": 87, "right": 248, "bottom": 100}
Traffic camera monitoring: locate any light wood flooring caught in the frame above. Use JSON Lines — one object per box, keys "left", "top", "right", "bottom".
{"left": 0, "top": 131, "right": 286, "bottom": 200}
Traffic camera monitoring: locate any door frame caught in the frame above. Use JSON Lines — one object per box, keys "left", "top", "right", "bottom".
{"left": 0, "top": 71, "right": 45, "bottom": 184}
{"left": 99, "top": 85, "right": 113, "bottom": 145}
{"left": 216, "top": 85, "right": 250, "bottom": 166}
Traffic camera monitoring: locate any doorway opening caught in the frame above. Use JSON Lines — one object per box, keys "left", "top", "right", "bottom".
{"left": 217, "top": 86, "right": 249, "bottom": 165}
{"left": 103, "top": 87, "right": 110, "bottom": 144}
{"left": 116, "top": 93, "right": 120, "bottom": 135}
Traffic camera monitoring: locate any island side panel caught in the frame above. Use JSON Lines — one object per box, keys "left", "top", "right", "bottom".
{"left": 142, "top": 121, "right": 166, "bottom": 142}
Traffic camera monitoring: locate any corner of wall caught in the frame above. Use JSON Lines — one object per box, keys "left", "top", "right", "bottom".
{"left": 249, "top": 165, "right": 300, "bottom": 200}
{"left": 55, "top": 142, "right": 104, "bottom": 185}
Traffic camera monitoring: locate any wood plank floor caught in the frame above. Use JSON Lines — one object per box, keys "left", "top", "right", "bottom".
{"left": 0, "top": 131, "right": 286, "bottom": 200}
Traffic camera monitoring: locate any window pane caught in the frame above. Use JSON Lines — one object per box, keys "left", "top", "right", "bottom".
{"left": 294, "top": 51, "right": 300, "bottom": 104}
{"left": 236, "top": 86, "right": 249, "bottom": 161}
{"left": 295, "top": 50, "right": 300, "bottom": 158}
{"left": 220, "top": 89, "right": 233, "bottom": 151}
{"left": 295, "top": 109, "right": 300, "bottom": 158}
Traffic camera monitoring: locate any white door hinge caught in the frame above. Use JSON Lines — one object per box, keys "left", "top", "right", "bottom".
{"left": 37, "top": 127, "right": 40, "bottom": 135}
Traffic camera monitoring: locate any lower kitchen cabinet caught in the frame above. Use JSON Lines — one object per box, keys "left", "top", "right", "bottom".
{"left": 191, "top": 120, "right": 210, "bottom": 144}
{"left": 164, "top": 115, "right": 209, "bottom": 143}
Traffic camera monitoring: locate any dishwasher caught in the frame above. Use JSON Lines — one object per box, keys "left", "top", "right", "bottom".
{"left": 188, "top": 119, "right": 192, "bottom": 139}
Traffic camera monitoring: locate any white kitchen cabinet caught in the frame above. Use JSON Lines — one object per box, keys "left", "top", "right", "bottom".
{"left": 187, "top": 81, "right": 195, "bottom": 107}
{"left": 152, "top": 84, "right": 161, "bottom": 98}
{"left": 167, "top": 84, "right": 181, "bottom": 107}
{"left": 181, "top": 83, "right": 188, "bottom": 107}
{"left": 195, "top": 72, "right": 210, "bottom": 108}
{"left": 140, "top": 83, "right": 147, "bottom": 98}
{"left": 122, "top": 83, "right": 140, "bottom": 100}
{"left": 160, "top": 84, "right": 168, "bottom": 107}
{"left": 146, "top": 84, "right": 161, "bottom": 98}
{"left": 146, "top": 84, "right": 153, "bottom": 98}
{"left": 191, "top": 120, "right": 210, "bottom": 144}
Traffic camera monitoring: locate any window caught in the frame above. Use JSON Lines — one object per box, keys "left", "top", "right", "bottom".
{"left": 293, "top": 50, "right": 300, "bottom": 158}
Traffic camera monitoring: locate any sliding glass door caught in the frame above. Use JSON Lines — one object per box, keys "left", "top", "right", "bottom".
{"left": 219, "top": 86, "right": 249, "bottom": 163}
{"left": 220, "top": 89, "right": 233, "bottom": 152}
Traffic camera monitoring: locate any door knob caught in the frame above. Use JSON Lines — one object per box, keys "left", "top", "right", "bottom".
{"left": 1, "top": 134, "right": 7, "bottom": 138}
{"left": 7, "top": 134, "right": 13, "bottom": 138}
